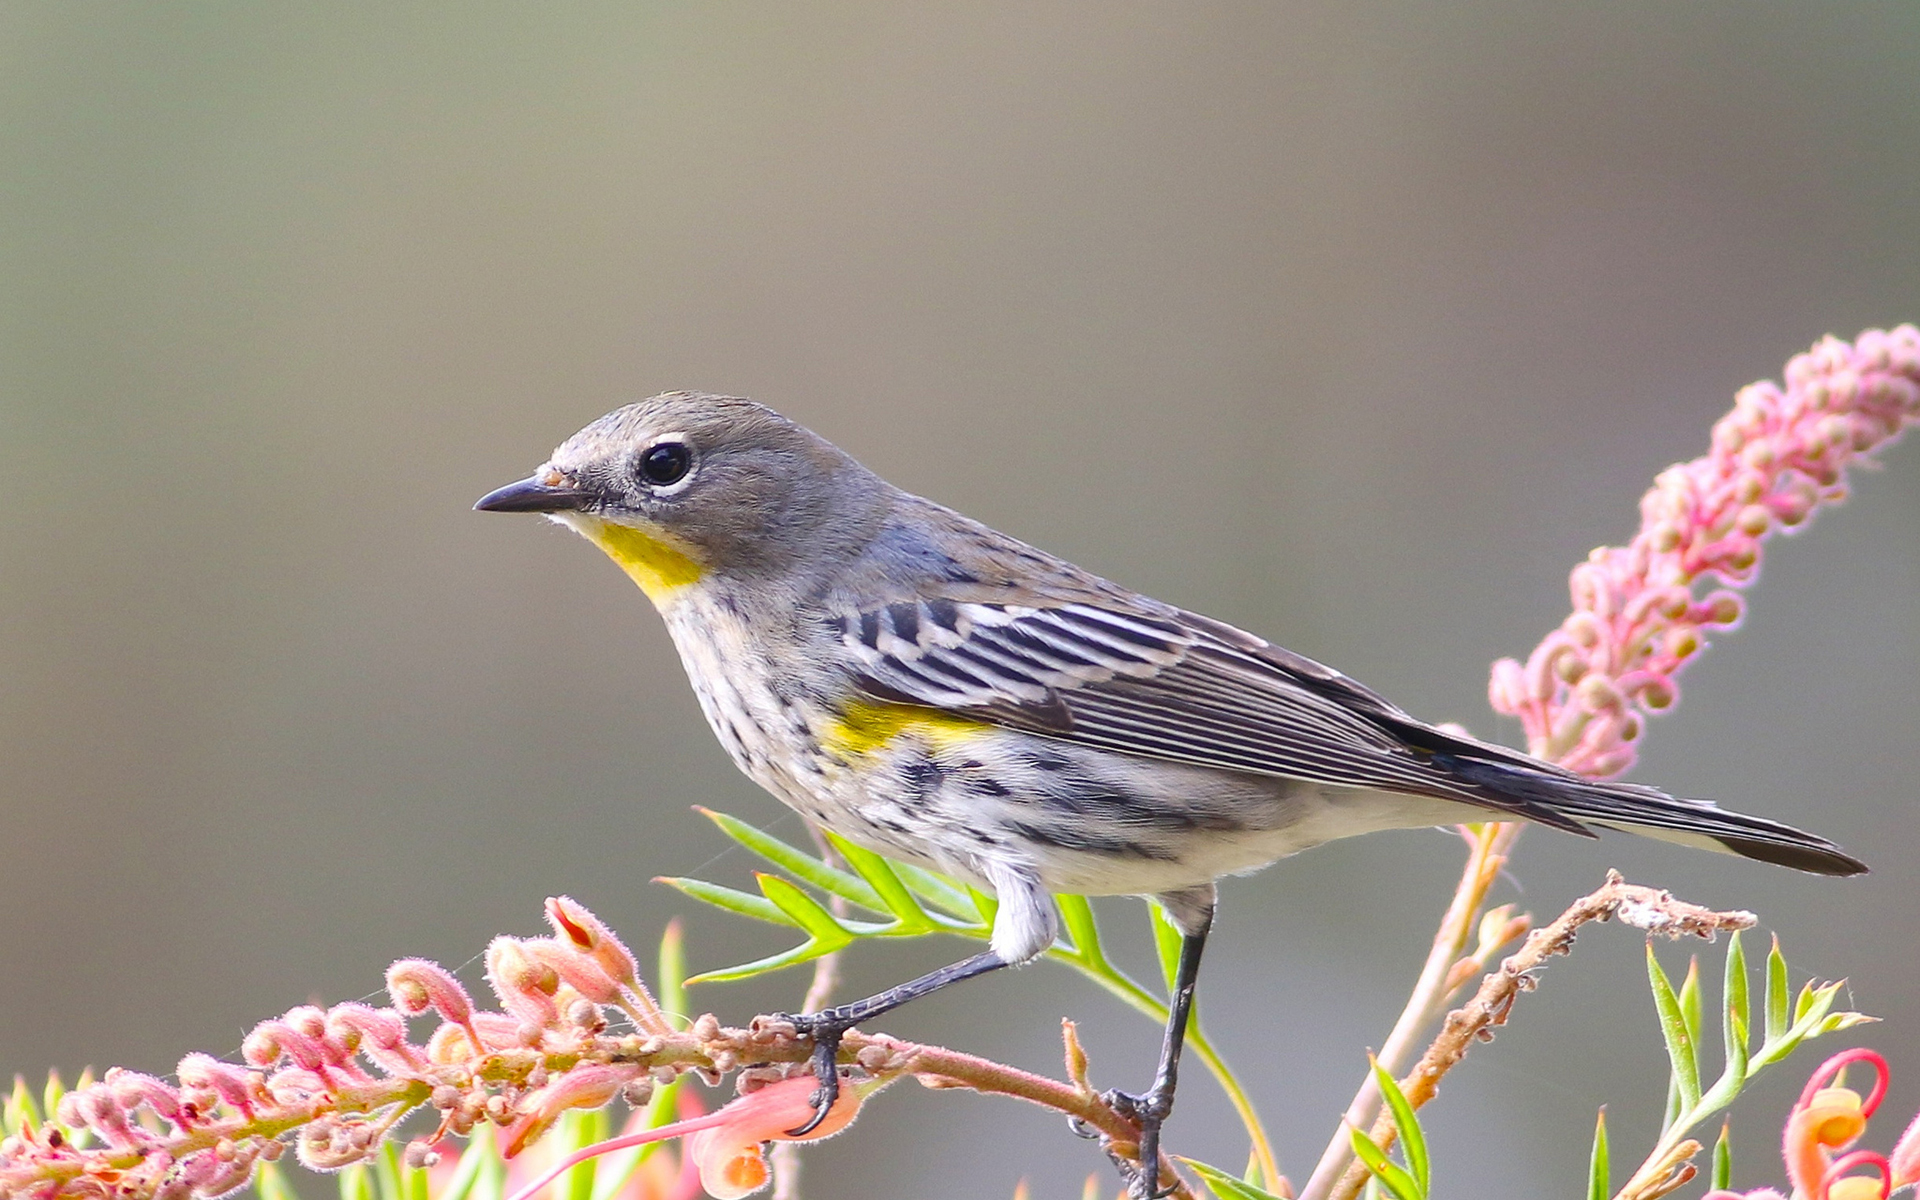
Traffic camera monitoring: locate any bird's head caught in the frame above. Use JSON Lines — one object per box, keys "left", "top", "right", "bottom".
{"left": 476, "top": 392, "right": 886, "bottom": 604}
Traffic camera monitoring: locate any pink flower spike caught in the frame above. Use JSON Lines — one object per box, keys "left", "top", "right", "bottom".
{"left": 1491, "top": 326, "right": 1920, "bottom": 776}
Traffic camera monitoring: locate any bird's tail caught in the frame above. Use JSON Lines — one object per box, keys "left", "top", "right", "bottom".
{"left": 1437, "top": 755, "right": 1868, "bottom": 877}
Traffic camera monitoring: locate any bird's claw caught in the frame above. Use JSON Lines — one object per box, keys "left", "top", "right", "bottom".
{"left": 1103, "top": 1087, "right": 1177, "bottom": 1199}
{"left": 773, "top": 1011, "right": 854, "bottom": 1137}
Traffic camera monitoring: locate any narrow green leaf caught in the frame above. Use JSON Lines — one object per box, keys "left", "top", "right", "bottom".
{"left": 1647, "top": 944, "right": 1703, "bottom": 1115}
{"left": 1818, "top": 1011, "right": 1875, "bottom": 1035}
{"left": 1712, "top": 1121, "right": 1732, "bottom": 1191}
{"left": 1764, "top": 935, "right": 1790, "bottom": 1044}
{"left": 686, "top": 940, "right": 845, "bottom": 984}
{"left": 657, "top": 919, "right": 686, "bottom": 1030}
{"left": 40, "top": 1070, "right": 64, "bottom": 1133}
{"left": 1679, "top": 956, "right": 1704, "bottom": 1059}
{"left": 252, "top": 1161, "right": 303, "bottom": 1200}
{"left": 1722, "top": 931, "right": 1749, "bottom": 1072}
{"left": 1348, "top": 1126, "right": 1423, "bottom": 1200}
{"left": 339, "top": 1163, "right": 375, "bottom": 1200}
{"left": 696, "top": 808, "right": 886, "bottom": 911}
{"left": 405, "top": 1151, "right": 431, "bottom": 1200}
{"left": 1150, "top": 901, "right": 1185, "bottom": 997}
{"left": 967, "top": 884, "right": 1000, "bottom": 928}
{"left": 1698, "top": 1003, "right": 1750, "bottom": 1114}
{"left": 3, "top": 1075, "right": 36, "bottom": 1137}
{"left": 755, "top": 874, "right": 861, "bottom": 949}
{"left": 1056, "top": 894, "right": 1107, "bottom": 966}
{"left": 825, "top": 836, "right": 937, "bottom": 933}
{"left": 1587, "top": 1109, "right": 1609, "bottom": 1200}
{"left": 373, "top": 1141, "right": 406, "bottom": 1200}
{"left": 564, "top": 1108, "right": 607, "bottom": 1200}
{"left": 1371, "top": 1058, "right": 1428, "bottom": 1197}
{"left": 1180, "top": 1157, "right": 1288, "bottom": 1200}
{"left": 435, "top": 1129, "right": 495, "bottom": 1200}
{"left": 892, "top": 861, "right": 984, "bottom": 921}
{"left": 657, "top": 876, "right": 793, "bottom": 926}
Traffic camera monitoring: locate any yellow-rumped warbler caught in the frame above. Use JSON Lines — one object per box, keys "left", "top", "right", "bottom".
{"left": 477, "top": 392, "right": 1864, "bottom": 1193}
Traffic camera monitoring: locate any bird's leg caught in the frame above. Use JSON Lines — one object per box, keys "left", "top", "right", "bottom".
{"left": 1107, "top": 915, "right": 1211, "bottom": 1199}
{"left": 775, "top": 949, "right": 1009, "bottom": 1135}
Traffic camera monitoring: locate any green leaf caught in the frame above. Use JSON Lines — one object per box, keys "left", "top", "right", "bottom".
{"left": 1056, "top": 894, "right": 1107, "bottom": 966}
{"left": 435, "top": 1129, "right": 495, "bottom": 1200}
{"left": 1180, "top": 1157, "right": 1290, "bottom": 1200}
{"left": 564, "top": 1108, "right": 607, "bottom": 1200}
{"left": 339, "top": 1164, "right": 375, "bottom": 1200}
{"left": 1698, "top": 1003, "right": 1750, "bottom": 1115}
{"left": 4, "top": 1075, "right": 36, "bottom": 1137}
{"left": 696, "top": 808, "right": 886, "bottom": 911}
{"left": 892, "top": 861, "right": 984, "bottom": 922}
{"left": 1647, "top": 944, "right": 1702, "bottom": 1116}
{"left": 657, "top": 919, "right": 687, "bottom": 1031}
{"left": 1722, "top": 932, "right": 1749, "bottom": 1072}
{"left": 373, "top": 1141, "right": 406, "bottom": 1200}
{"left": 1679, "top": 956, "right": 1703, "bottom": 1054}
{"left": 1150, "top": 901, "right": 1185, "bottom": 998}
{"left": 1369, "top": 1058, "right": 1428, "bottom": 1196}
{"left": 755, "top": 874, "right": 861, "bottom": 948}
{"left": 252, "top": 1161, "right": 303, "bottom": 1200}
{"left": 966, "top": 884, "right": 1000, "bottom": 928}
{"left": 1712, "top": 1121, "right": 1732, "bottom": 1191}
{"left": 1764, "top": 935, "right": 1789, "bottom": 1044}
{"left": 1587, "top": 1109, "right": 1609, "bottom": 1200}
{"left": 825, "top": 836, "right": 939, "bottom": 933}
{"left": 40, "top": 1070, "right": 64, "bottom": 1133}
{"left": 1348, "top": 1126, "right": 1424, "bottom": 1200}
{"left": 657, "top": 876, "right": 793, "bottom": 926}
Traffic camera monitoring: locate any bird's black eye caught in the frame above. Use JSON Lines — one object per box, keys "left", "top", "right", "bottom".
{"left": 637, "top": 441, "right": 693, "bottom": 487}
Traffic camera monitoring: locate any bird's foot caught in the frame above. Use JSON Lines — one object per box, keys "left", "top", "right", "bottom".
{"left": 1104, "top": 1085, "right": 1177, "bottom": 1199}
{"left": 771, "top": 1009, "right": 858, "bottom": 1137}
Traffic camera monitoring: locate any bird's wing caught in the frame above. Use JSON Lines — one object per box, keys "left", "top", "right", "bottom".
{"left": 826, "top": 594, "right": 1591, "bottom": 830}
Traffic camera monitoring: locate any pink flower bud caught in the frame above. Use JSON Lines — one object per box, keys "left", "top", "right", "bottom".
{"left": 104, "top": 1070, "right": 184, "bottom": 1131}
{"left": 520, "top": 940, "right": 623, "bottom": 1006}
{"left": 386, "top": 959, "right": 474, "bottom": 1025}
{"left": 544, "top": 897, "right": 640, "bottom": 989}
{"left": 486, "top": 938, "right": 562, "bottom": 1028}
{"left": 176, "top": 1054, "right": 260, "bottom": 1119}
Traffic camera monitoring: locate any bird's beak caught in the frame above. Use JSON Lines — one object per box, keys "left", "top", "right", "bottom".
{"left": 474, "top": 471, "right": 595, "bottom": 514}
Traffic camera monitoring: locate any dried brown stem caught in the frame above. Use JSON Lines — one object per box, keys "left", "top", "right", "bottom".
{"left": 1322, "top": 872, "right": 1754, "bottom": 1200}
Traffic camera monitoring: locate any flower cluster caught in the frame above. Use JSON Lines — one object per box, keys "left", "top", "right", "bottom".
{"left": 0, "top": 898, "right": 864, "bottom": 1200}
{"left": 1491, "top": 325, "right": 1920, "bottom": 777}
{"left": 1706, "top": 1048, "right": 1920, "bottom": 1200}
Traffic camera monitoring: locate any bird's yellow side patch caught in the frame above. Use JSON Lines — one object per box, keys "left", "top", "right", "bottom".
{"left": 576, "top": 519, "right": 705, "bottom": 603}
{"left": 823, "top": 699, "right": 991, "bottom": 758}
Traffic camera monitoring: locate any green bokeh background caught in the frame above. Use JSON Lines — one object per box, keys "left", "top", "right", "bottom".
{"left": 3, "top": 5, "right": 1916, "bottom": 1196}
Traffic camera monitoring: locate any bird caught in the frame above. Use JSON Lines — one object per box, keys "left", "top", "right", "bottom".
{"left": 475, "top": 392, "right": 1865, "bottom": 1197}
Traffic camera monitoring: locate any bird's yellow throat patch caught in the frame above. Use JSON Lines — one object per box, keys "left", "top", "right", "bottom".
{"left": 571, "top": 517, "right": 705, "bottom": 603}
{"left": 822, "top": 699, "right": 990, "bottom": 758}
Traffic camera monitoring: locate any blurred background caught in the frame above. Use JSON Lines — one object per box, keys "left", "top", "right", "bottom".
{"left": 3, "top": 4, "right": 1916, "bottom": 1196}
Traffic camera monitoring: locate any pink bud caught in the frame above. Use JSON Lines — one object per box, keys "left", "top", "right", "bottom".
{"left": 386, "top": 959, "right": 474, "bottom": 1025}
{"left": 486, "top": 938, "right": 562, "bottom": 1028}
{"left": 545, "top": 897, "right": 640, "bottom": 989}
